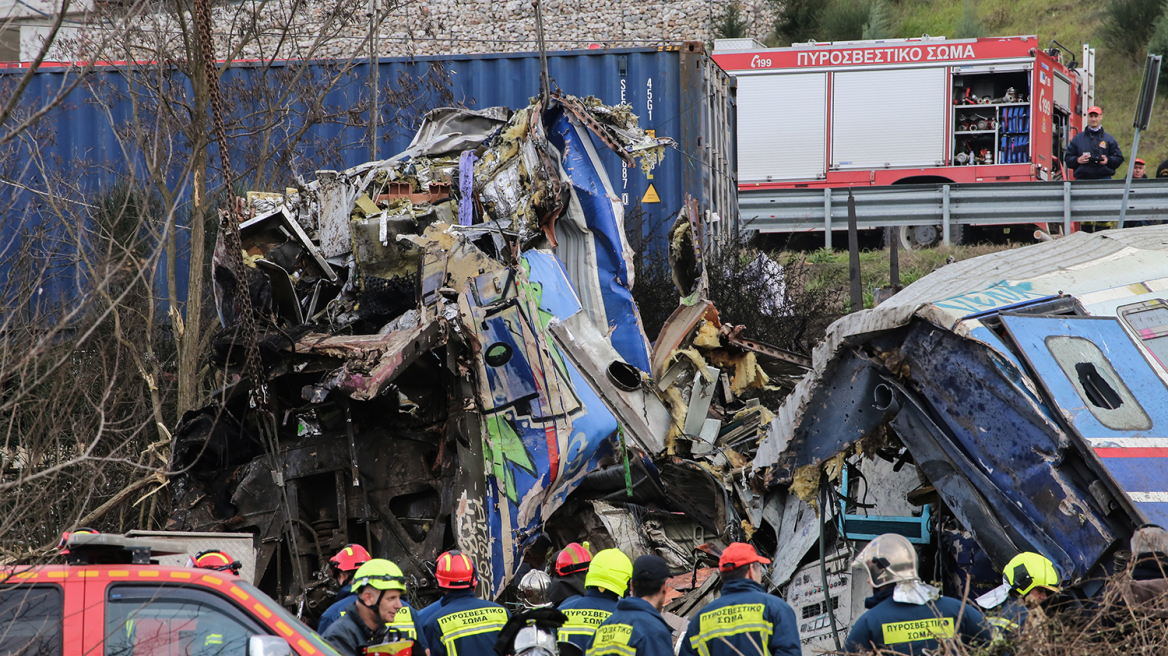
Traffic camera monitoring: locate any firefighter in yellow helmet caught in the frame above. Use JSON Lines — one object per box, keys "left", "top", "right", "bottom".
{"left": 557, "top": 549, "right": 633, "bottom": 652}
{"left": 321, "top": 559, "right": 427, "bottom": 656}
{"left": 976, "top": 552, "right": 1061, "bottom": 636}
{"left": 845, "top": 534, "right": 992, "bottom": 654}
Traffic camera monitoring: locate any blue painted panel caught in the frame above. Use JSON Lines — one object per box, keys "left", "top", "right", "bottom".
{"left": 1000, "top": 315, "right": 1168, "bottom": 438}
{"left": 471, "top": 251, "right": 620, "bottom": 595}
{"left": 1001, "top": 314, "right": 1168, "bottom": 523}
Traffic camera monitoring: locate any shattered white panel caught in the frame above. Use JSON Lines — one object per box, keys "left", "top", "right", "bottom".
{"left": 316, "top": 171, "right": 361, "bottom": 258}
{"left": 768, "top": 494, "right": 821, "bottom": 588}
{"left": 554, "top": 163, "right": 609, "bottom": 333}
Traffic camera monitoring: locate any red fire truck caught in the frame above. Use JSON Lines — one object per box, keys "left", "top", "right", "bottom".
{"left": 713, "top": 35, "right": 1097, "bottom": 244}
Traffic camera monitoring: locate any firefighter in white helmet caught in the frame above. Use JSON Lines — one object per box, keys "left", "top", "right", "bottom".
{"left": 845, "top": 534, "right": 992, "bottom": 654}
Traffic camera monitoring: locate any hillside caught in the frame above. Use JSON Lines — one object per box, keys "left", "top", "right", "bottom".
{"left": 759, "top": 0, "right": 1163, "bottom": 177}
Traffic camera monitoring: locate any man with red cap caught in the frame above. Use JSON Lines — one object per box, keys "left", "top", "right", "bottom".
{"left": 1134, "top": 158, "right": 1148, "bottom": 179}
{"left": 678, "top": 543, "right": 800, "bottom": 656}
{"left": 1065, "top": 105, "right": 1124, "bottom": 180}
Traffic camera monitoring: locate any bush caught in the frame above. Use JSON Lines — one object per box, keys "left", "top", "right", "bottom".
{"left": 1102, "top": 0, "right": 1166, "bottom": 61}
{"left": 954, "top": 0, "right": 985, "bottom": 39}
{"left": 715, "top": 2, "right": 749, "bottom": 40}
{"left": 862, "top": 1, "right": 892, "bottom": 40}
{"left": 819, "top": 0, "right": 871, "bottom": 42}
{"left": 769, "top": 0, "right": 820, "bottom": 45}
{"left": 1149, "top": 9, "right": 1168, "bottom": 87}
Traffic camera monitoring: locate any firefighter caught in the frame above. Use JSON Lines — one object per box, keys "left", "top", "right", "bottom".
{"left": 678, "top": 543, "right": 800, "bottom": 656}
{"left": 975, "top": 552, "right": 1061, "bottom": 636}
{"left": 416, "top": 550, "right": 508, "bottom": 656}
{"left": 558, "top": 548, "right": 633, "bottom": 651}
{"left": 1065, "top": 106, "right": 1124, "bottom": 180}
{"left": 319, "top": 544, "right": 373, "bottom": 633}
{"left": 322, "top": 559, "right": 426, "bottom": 656}
{"left": 586, "top": 555, "right": 674, "bottom": 656}
{"left": 845, "top": 534, "right": 992, "bottom": 654}
{"left": 188, "top": 550, "right": 243, "bottom": 575}
{"left": 551, "top": 542, "right": 593, "bottom": 607}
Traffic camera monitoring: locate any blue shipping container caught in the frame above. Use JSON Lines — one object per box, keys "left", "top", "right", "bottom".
{"left": 0, "top": 43, "right": 736, "bottom": 306}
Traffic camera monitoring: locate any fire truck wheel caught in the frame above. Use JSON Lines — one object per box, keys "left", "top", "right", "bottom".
{"left": 883, "top": 224, "right": 964, "bottom": 250}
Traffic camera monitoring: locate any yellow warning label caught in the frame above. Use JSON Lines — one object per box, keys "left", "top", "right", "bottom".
{"left": 646, "top": 130, "right": 655, "bottom": 138}
{"left": 881, "top": 617, "right": 954, "bottom": 645}
{"left": 641, "top": 184, "right": 660, "bottom": 203}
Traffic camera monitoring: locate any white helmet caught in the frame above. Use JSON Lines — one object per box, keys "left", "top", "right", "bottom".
{"left": 513, "top": 625, "right": 557, "bottom": 656}
{"left": 518, "top": 569, "right": 553, "bottom": 609}
{"left": 852, "top": 534, "right": 919, "bottom": 588}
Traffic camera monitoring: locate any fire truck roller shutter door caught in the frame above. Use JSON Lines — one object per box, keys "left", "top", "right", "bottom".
{"left": 735, "top": 72, "right": 827, "bottom": 183}
{"left": 832, "top": 67, "right": 948, "bottom": 169}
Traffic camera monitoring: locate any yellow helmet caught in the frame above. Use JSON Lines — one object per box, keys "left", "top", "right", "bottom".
{"left": 1004, "top": 552, "right": 1060, "bottom": 596}
{"left": 351, "top": 559, "right": 407, "bottom": 593}
{"left": 585, "top": 549, "right": 633, "bottom": 596}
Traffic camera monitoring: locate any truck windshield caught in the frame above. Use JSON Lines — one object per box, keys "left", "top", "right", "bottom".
{"left": 236, "top": 582, "right": 342, "bottom": 656}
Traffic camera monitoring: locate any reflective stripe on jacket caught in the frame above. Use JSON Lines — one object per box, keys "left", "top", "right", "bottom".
{"left": 585, "top": 596, "right": 674, "bottom": 656}
{"left": 844, "top": 588, "right": 992, "bottom": 655}
{"left": 558, "top": 588, "right": 620, "bottom": 650}
{"left": 678, "top": 578, "right": 800, "bottom": 656}
{"left": 418, "top": 589, "right": 509, "bottom": 656}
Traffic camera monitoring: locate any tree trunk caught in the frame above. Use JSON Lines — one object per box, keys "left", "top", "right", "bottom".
{"left": 175, "top": 11, "right": 211, "bottom": 420}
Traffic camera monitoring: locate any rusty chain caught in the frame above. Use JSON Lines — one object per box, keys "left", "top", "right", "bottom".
{"left": 193, "top": 0, "right": 262, "bottom": 385}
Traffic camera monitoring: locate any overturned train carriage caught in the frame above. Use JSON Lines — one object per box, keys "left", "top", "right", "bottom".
{"left": 755, "top": 226, "right": 1168, "bottom": 649}
{"left": 167, "top": 92, "right": 806, "bottom": 618}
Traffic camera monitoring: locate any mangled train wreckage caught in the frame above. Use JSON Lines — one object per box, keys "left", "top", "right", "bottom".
{"left": 167, "top": 92, "right": 811, "bottom": 620}
{"left": 754, "top": 226, "right": 1168, "bottom": 649}
{"left": 166, "top": 82, "right": 1168, "bottom": 649}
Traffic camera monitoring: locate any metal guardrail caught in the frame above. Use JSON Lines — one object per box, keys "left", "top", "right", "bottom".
{"left": 739, "top": 180, "right": 1168, "bottom": 248}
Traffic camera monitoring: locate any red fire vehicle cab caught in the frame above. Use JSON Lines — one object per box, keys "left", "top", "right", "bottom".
{"left": 713, "top": 35, "right": 1096, "bottom": 189}
{"left": 0, "top": 533, "right": 338, "bottom": 656}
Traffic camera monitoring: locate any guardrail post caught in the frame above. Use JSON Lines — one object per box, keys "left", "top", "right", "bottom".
{"left": 942, "top": 185, "right": 951, "bottom": 246}
{"left": 1063, "top": 181, "right": 1072, "bottom": 235}
{"left": 824, "top": 188, "right": 833, "bottom": 250}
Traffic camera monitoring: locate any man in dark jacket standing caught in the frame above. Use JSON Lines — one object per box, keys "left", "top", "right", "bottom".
{"left": 679, "top": 543, "right": 800, "bottom": 656}
{"left": 587, "top": 555, "right": 675, "bottom": 656}
{"left": 1065, "top": 106, "right": 1124, "bottom": 179}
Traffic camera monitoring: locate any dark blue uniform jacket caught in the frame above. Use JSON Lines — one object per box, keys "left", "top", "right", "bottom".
{"left": 678, "top": 578, "right": 800, "bottom": 656}
{"left": 417, "top": 589, "right": 509, "bottom": 656}
{"left": 845, "top": 587, "right": 992, "bottom": 654}
{"left": 586, "top": 596, "right": 674, "bottom": 656}
{"left": 319, "top": 588, "right": 356, "bottom": 634}
{"left": 559, "top": 588, "right": 621, "bottom": 651}
{"left": 1065, "top": 126, "right": 1124, "bottom": 179}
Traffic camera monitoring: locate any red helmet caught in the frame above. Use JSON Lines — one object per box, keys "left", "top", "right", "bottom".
{"left": 330, "top": 544, "right": 372, "bottom": 574}
{"left": 56, "top": 528, "right": 99, "bottom": 555}
{"left": 190, "top": 549, "right": 242, "bottom": 574}
{"left": 436, "top": 550, "right": 477, "bottom": 589}
{"left": 555, "top": 543, "right": 592, "bottom": 577}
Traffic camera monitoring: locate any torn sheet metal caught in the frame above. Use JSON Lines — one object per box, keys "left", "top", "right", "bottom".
{"left": 299, "top": 320, "right": 447, "bottom": 402}
{"left": 174, "top": 88, "right": 791, "bottom": 615}
{"left": 548, "top": 105, "right": 651, "bottom": 371}
{"left": 754, "top": 226, "right": 1168, "bottom": 596}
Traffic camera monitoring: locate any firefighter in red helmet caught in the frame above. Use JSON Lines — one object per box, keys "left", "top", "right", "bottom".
{"left": 551, "top": 542, "right": 592, "bottom": 607}
{"left": 416, "top": 550, "right": 508, "bottom": 656}
{"left": 318, "top": 544, "right": 372, "bottom": 633}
